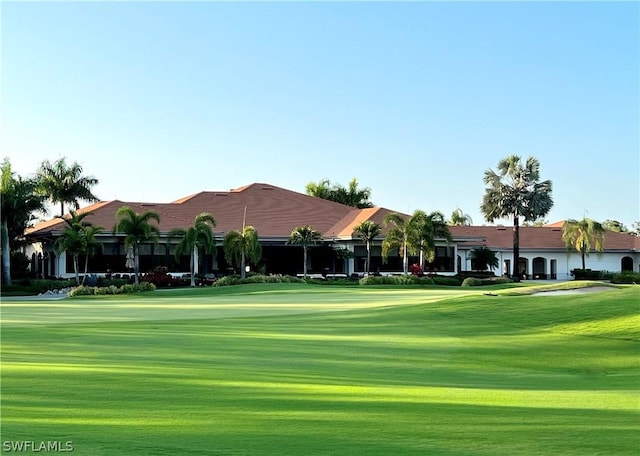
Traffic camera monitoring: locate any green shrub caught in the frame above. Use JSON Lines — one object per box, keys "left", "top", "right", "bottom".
{"left": 611, "top": 271, "right": 640, "bottom": 284}
{"left": 68, "top": 282, "right": 155, "bottom": 297}
{"left": 571, "top": 269, "right": 603, "bottom": 280}
{"left": 214, "top": 274, "right": 305, "bottom": 287}
{"left": 432, "top": 276, "right": 462, "bottom": 286}
{"left": 461, "top": 277, "right": 512, "bottom": 287}
{"left": 214, "top": 275, "right": 242, "bottom": 287}
{"left": 306, "top": 278, "right": 358, "bottom": 286}
{"left": 359, "top": 275, "right": 435, "bottom": 286}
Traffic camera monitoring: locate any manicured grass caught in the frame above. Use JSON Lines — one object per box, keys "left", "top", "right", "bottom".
{"left": 1, "top": 284, "right": 638, "bottom": 455}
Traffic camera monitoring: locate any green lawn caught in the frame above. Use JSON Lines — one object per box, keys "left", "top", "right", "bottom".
{"left": 1, "top": 284, "right": 639, "bottom": 455}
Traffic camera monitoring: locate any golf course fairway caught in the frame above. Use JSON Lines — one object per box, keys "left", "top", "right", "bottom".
{"left": 1, "top": 283, "right": 638, "bottom": 455}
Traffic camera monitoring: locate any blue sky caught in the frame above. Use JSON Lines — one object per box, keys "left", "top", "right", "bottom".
{"left": 2, "top": 1, "right": 638, "bottom": 228}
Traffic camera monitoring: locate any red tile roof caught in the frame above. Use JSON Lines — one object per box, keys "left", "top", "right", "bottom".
{"left": 26, "top": 183, "right": 392, "bottom": 239}
{"left": 449, "top": 225, "right": 640, "bottom": 251}
{"left": 25, "top": 183, "right": 640, "bottom": 253}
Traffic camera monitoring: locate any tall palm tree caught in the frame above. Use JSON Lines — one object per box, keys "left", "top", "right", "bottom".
{"left": 113, "top": 206, "right": 160, "bottom": 285}
{"left": 37, "top": 157, "right": 99, "bottom": 217}
{"left": 55, "top": 211, "right": 102, "bottom": 285}
{"left": 288, "top": 225, "right": 322, "bottom": 278}
{"left": 414, "top": 210, "right": 452, "bottom": 270}
{"left": 480, "top": 155, "right": 553, "bottom": 279}
{"left": 353, "top": 220, "right": 381, "bottom": 275}
{"left": 562, "top": 218, "right": 605, "bottom": 270}
{"left": 382, "top": 212, "right": 421, "bottom": 275}
{"left": 223, "top": 226, "right": 262, "bottom": 279}
{"left": 1, "top": 159, "right": 46, "bottom": 285}
{"left": 449, "top": 208, "right": 473, "bottom": 226}
{"left": 169, "top": 213, "right": 216, "bottom": 287}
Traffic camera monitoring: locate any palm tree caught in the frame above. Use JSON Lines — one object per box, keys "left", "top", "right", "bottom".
{"left": 414, "top": 210, "right": 452, "bottom": 271}
{"left": 353, "top": 220, "right": 381, "bottom": 275}
{"left": 37, "top": 157, "right": 99, "bottom": 217}
{"left": 169, "top": 213, "right": 216, "bottom": 287}
{"left": 449, "top": 208, "right": 473, "bottom": 226}
{"left": 562, "top": 218, "right": 605, "bottom": 270}
{"left": 1, "top": 159, "right": 46, "bottom": 285}
{"left": 81, "top": 224, "right": 104, "bottom": 280}
{"left": 480, "top": 155, "right": 553, "bottom": 279}
{"left": 288, "top": 225, "right": 322, "bottom": 278}
{"left": 223, "top": 226, "right": 262, "bottom": 279}
{"left": 382, "top": 213, "right": 421, "bottom": 275}
{"left": 469, "top": 247, "right": 500, "bottom": 272}
{"left": 306, "top": 178, "right": 373, "bottom": 208}
{"left": 113, "top": 206, "right": 160, "bottom": 285}
{"left": 55, "top": 211, "right": 103, "bottom": 285}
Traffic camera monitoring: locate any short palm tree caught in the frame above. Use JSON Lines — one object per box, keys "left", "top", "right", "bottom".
{"left": 469, "top": 247, "right": 500, "bottom": 272}
{"left": 55, "top": 211, "right": 103, "bottom": 285}
{"left": 449, "top": 208, "right": 473, "bottom": 226}
{"left": 353, "top": 220, "right": 381, "bottom": 275}
{"left": 1, "top": 159, "right": 46, "bottom": 285}
{"left": 480, "top": 155, "right": 553, "bottom": 279}
{"left": 414, "top": 210, "right": 452, "bottom": 270}
{"left": 224, "top": 226, "right": 262, "bottom": 279}
{"left": 288, "top": 225, "right": 322, "bottom": 278}
{"left": 562, "top": 218, "right": 605, "bottom": 270}
{"left": 382, "top": 213, "right": 421, "bottom": 275}
{"left": 169, "top": 213, "right": 216, "bottom": 287}
{"left": 113, "top": 206, "right": 160, "bottom": 285}
{"left": 36, "top": 157, "right": 99, "bottom": 217}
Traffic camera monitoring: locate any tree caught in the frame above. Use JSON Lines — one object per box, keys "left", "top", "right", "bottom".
{"left": 36, "top": 157, "right": 99, "bottom": 217}
{"left": 469, "top": 247, "right": 500, "bottom": 271}
{"left": 414, "top": 210, "right": 452, "bottom": 271}
{"left": 223, "top": 226, "right": 262, "bottom": 279}
{"left": 1, "top": 159, "right": 46, "bottom": 285}
{"left": 562, "top": 218, "right": 605, "bottom": 270}
{"left": 113, "top": 206, "right": 160, "bottom": 285}
{"left": 169, "top": 213, "right": 216, "bottom": 287}
{"left": 288, "top": 225, "right": 322, "bottom": 278}
{"left": 480, "top": 155, "right": 553, "bottom": 279}
{"left": 306, "top": 178, "right": 373, "bottom": 208}
{"left": 353, "top": 220, "right": 381, "bottom": 275}
{"left": 449, "top": 208, "right": 473, "bottom": 226}
{"left": 382, "top": 212, "right": 421, "bottom": 275}
{"left": 55, "top": 211, "right": 103, "bottom": 285}
{"left": 602, "top": 219, "right": 627, "bottom": 233}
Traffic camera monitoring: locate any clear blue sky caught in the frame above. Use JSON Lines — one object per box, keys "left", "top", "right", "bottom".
{"left": 2, "top": 1, "right": 639, "bottom": 228}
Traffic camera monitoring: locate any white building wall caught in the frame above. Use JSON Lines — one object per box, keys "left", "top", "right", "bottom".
{"left": 457, "top": 247, "right": 639, "bottom": 281}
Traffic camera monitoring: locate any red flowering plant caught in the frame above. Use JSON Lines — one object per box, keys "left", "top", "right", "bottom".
{"left": 409, "top": 263, "right": 424, "bottom": 277}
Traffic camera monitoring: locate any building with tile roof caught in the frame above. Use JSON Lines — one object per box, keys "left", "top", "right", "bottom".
{"left": 450, "top": 225, "right": 640, "bottom": 280}
{"left": 24, "top": 183, "right": 639, "bottom": 280}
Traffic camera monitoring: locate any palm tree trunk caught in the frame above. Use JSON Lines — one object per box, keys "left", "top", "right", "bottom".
{"left": 190, "top": 248, "right": 196, "bottom": 287}
{"left": 74, "top": 255, "right": 80, "bottom": 285}
{"left": 303, "top": 246, "right": 308, "bottom": 278}
{"left": 1, "top": 221, "right": 12, "bottom": 286}
{"left": 134, "top": 243, "right": 140, "bottom": 285}
{"left": 366, "top": 242, "right": 371, "bottom": 275}
{"left": 581, "top": 246, "right": 586, "bottom": 270}
{"left": 513, "top": 215, "right": 520, "bottom": 280}
{"left": 241, "top": 251, "right": 246, "bottom": 279}
{"left": 403, "top": 241, "right": 408, "bottom": 275}
{"left": 82, "top": 254, "right": 89, "bottom": 285}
